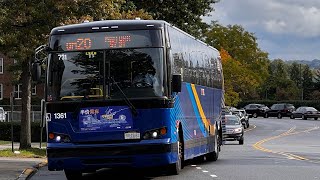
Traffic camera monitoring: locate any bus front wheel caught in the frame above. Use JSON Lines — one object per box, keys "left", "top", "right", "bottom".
{"left": 167, "top": 127, "right": 183, "bottom": 175}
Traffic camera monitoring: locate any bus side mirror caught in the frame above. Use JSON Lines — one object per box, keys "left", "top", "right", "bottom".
{"left": 31, "top": 62, "right": 41, "bottom": 82}
{"left": 172, "top": 74, "right": 182, "bottom": 93}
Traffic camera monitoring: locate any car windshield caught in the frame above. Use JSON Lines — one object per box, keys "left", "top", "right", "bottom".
{"left": 226, "top": 116, "right": 240, "bottom": 125}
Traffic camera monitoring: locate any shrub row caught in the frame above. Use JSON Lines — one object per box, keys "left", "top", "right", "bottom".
{"left": 0, "top": 122, "right": 46, "bottom": 142}
{"left": 238, "top": 100, "right": 320, "bottom": 110}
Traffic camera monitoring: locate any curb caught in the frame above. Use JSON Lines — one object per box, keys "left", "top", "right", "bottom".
{"left": 17, "top": 161, "right": 47, "bottom": 180}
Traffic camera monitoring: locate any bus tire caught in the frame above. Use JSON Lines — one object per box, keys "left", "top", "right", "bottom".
{"left": 167, "top": 126, "right": 183, "bottom": 175}
{"left": 206, "top": 127, "right": 219, "bottom": 161}
{"left": 64, "top": 170, "right": 82, "bottom": 180}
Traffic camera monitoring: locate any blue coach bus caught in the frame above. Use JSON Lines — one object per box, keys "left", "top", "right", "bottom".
{"left": 32, "top": 19, "right": 225, "bottom": 179}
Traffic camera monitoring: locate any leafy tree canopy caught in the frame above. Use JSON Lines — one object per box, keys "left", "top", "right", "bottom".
{"left": 205, "top": 22, "right": 270, "bottom": 84}
{"left": 0, "top": 0, "right": 151, "bottom": 149}
{"left": 128, "top": 0, "right": 219, "bottom": 37}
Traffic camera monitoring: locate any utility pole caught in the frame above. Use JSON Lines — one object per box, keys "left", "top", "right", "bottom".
{"left": 10, "top": 92, "right": 14, "bottom": 152}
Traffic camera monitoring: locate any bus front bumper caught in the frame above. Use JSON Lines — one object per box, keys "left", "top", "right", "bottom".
{"left": 47, "top": 139, "right": 178, "bottom": 171}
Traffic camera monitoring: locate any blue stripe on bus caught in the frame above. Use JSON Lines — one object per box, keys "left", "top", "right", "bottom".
{"left": 186, "top": 83, "right": 207, "bottom": 136}
{"left": 174, "top": 95, "right": 192, "bottom": 140}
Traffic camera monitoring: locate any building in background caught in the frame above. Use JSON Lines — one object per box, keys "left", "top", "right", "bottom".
{"left": 0, "top": 53, "right": 44, "bottom": 104}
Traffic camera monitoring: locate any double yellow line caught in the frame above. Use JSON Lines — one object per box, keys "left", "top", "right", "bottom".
{"left": 253, "top": 126, "right": 319, "bottom": 162}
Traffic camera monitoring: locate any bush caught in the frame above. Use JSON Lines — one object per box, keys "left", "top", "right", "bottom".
{"left": 0, "top": 122, "right": 46, "bottom": 142}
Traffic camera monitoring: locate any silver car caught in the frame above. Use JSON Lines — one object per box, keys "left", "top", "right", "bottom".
{"left": 224, "top": 115, "right": 244, "bottom": 145}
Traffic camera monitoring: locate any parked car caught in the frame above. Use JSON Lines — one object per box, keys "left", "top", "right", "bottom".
{"left": 224, "top": 115, "right": 244, "bottom": 145}
{"left": 231, "top": 109, "right": 249, "bottom": 129}
{"left": 244, "top": 103, "right": 269, "bottom": 118}
{"left": 290, "top": 106, "right": 320, "bottom": 120}
{"left": 265, "top": 103, "right": 295, "bottom": 119}
{"left": 0, "top": 107, "right": 6, "bottom": 122}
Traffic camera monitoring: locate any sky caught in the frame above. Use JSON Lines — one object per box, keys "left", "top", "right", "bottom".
{"left": 202, "top": 0, "right": 320, "bottom": 61}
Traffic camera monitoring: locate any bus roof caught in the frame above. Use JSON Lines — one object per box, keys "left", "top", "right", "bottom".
{"left": 51, "top": 20, "right": 167, "bottom": 35}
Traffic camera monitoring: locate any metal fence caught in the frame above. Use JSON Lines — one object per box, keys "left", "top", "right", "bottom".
{"left": 3, "top": 111, "right": 42, "bottom": 122}
{"left": 0, "top": 105, "right": 42, "bottom": 123}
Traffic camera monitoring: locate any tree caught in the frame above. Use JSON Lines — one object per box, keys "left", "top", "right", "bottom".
{"left": 302, "top": 65, "right": 314, "bottom": 100}
{"left": 206, "top": 23, "right": 269, "bottom": 100}
{"left": 220, "top": 49, "right": 240, "bottom": 106}
{"left": 289, "top": 62, "right": 301, "bottom": 86}
{"left": 314, "top": 69, "right": 320, "bottom": 90}
{"left": 219, "top": 48, "right": 260, "bottom": 105}
{"left": 265, "top": 59, "right": 299, "bottom": 100}
{"left": 205, "top": 22, "right": 270, "bottom": 85}
{"left": 0, "top": 0, "right": 151, "bottom": 149}
{"left": 128, "top": 0, "right": 220, "bottom": 38}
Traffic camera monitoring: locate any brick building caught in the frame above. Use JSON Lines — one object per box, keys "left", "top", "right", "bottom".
{"left": 0, "top": 53, "right": 44, "bottom": 104}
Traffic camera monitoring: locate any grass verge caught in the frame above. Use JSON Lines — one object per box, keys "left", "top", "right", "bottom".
{"left": 0, "top": 148, "right": 46, "bottom": 158}
{"left": 0, "top": 141, "right": 10, "bottom": 145}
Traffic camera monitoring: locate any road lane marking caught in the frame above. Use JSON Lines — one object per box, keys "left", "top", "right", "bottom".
{"left": 253, "top": 126, "right": 320, "bottom": 162}
{"left": 191, "top": 164, "right": 218, "bottom": 178}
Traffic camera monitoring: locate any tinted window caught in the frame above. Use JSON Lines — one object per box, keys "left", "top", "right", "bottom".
{"left": 168, "top": 26, "right": 221, "bottom": 88}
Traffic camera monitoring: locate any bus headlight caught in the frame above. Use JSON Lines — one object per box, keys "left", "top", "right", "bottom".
{"left": 49, "top": 132, "right": 71, "bottom": 143}
{"left": 55, "top": 136, "right": 61, "bottom": 142}
{"left": 152, "top": 131, "right": 158, "bottom": 138}
{"left": 143, "top": 127, "right": 167, "bottom": 139}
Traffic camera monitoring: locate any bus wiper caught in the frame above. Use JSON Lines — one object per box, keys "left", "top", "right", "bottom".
{"left": 110, "top": 77, "right": 138, "bottom": 117}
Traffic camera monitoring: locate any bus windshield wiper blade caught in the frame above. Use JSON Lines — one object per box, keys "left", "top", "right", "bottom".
{"left": 110, "top": 77, "right": 138, "bottom": 117}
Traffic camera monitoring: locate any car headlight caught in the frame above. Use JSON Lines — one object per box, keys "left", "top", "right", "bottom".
{"left": 234, "top": 128, "right": 242, "bottom": 133}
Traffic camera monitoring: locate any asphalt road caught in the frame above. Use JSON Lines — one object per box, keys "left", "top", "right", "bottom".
{"left": 0, "top": 157, "right": 43, "bottom": 180}
{"left": 30, "top": 117, "right": 320, "bottom": 180}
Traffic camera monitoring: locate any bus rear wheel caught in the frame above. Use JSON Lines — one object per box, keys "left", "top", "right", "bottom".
{"left": 64, "top": 170, "right": 82, "bottom": 180}
{"left": 206, "top": 128, "right": 219, "bottom": 161}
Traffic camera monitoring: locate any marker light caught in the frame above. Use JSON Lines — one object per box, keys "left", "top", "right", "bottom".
{"left": 49, "top": 133, "right": 55, "bottom": 140}
{"left": 160, "top": 127, "right": 167, "bottom": 135}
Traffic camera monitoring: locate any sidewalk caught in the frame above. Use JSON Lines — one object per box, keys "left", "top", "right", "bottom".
{"left": 0, "top": 143, "right": 47, "bottom": 180}
{"left": 0, "top": 142, "right": 46, "bottom": 150}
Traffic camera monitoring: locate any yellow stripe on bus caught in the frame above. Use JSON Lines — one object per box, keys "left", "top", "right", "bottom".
{"left": 190, "top": 84, "right": 211, "bottom": 133}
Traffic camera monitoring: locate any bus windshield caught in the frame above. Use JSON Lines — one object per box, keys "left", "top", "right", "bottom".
{"left": 47, "top": 48, "right": 164, "bottom": 101}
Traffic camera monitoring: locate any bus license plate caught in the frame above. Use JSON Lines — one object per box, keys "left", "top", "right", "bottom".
{"left": 124, "top": 132, "right": 140, "bottom": 139}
